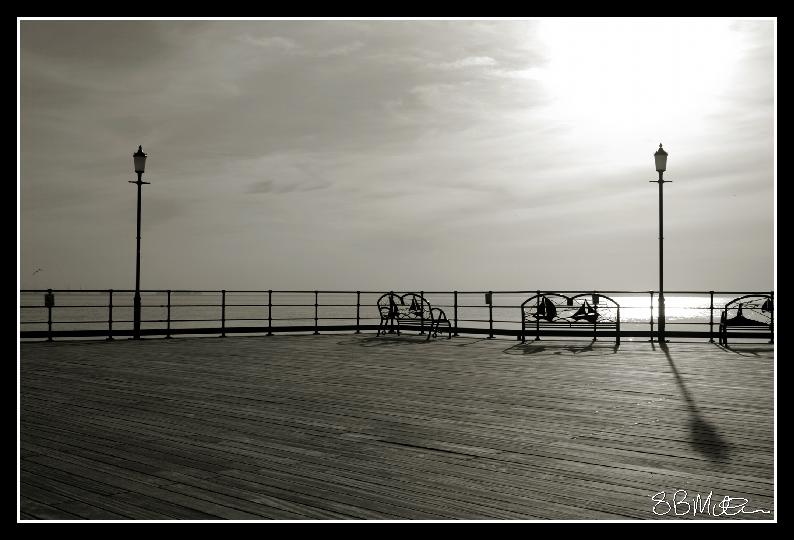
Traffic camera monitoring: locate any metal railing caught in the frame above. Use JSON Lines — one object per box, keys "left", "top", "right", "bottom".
{"left": 19, "top": 289, "right": 774, "bottom": 342}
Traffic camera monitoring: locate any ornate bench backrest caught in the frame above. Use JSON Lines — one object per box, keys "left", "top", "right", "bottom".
{"left": 377, "top": 292, "right": 400, "bottom": 318}
{"left": 721, "top": 295, "right": 773, "bottom": 327}
{"left": 397, "top": 293, "right": 433, "bottom": 321}
{"left": 377, "top": 292, "right": 434, "bottom": 321}
{"left": 521, "top": 293, "right": 620, "bottom": 324}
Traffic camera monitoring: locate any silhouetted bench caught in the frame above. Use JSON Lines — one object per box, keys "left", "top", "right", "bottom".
{"left": 718, "top": 294, "right": 773, "bottom": 345}
{"left": 520, "top": 292, "right": 620, "bottom": 344}
{"left": 376, "top": 292, "right": 452, "bottom": 340}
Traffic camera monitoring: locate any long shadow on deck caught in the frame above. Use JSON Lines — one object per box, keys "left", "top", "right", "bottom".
{"left": 659, "top": 342, "right": 732, "bottom": 465}
{"left": 503, "top": 340, "right": 619, "bottom": 356}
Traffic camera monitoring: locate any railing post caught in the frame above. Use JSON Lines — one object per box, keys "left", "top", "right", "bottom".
{"left": 221, "top": 289, "right": 226, "bottom": 337}
{"left": 107, "top": 289, "right": 114, "bottom": 341}
{"left": 47, "top": 288, "right": 53, "bottom": 342}
{"left": 314, "top": 290, "right": 319, "bottom": 335}
{"left": 453, "top": 291, "right": 459, "bottom": 336}
{"left": 420, "top": 290, "right": 425, "bottom": 334}
{"left": 616, "top": 306, "right": 621, "bottom": 345}
{"left": 487, "top": 290, "right": 494, "bottom": 339}
{"left": 267, "top": 290, "right": 273, "bottom": 336}
{"left": 356, "top": 291, "right": 361, "bottom": 334}
{"left": 166, "top": 290, "right": 172, "bottom": 339}
{"left": 383, "top": 291, "right": 392, "bottom": 336}
{"left": 535, "top": 290, "right": 541, "bottom": 341}
{"left": 708, "top": 291, "right": 715, "bottom": 343}
{"left": 649, "top": 291, "right": 655, "bottom": 342}
{"left": 769, "top": 290, "right": 774, "bottom": 344}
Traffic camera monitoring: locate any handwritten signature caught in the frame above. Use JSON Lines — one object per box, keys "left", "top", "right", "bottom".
{"left": 651, "top": 490, "right": 772, "bottom": 517}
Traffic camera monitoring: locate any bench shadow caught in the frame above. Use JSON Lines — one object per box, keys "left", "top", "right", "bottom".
{"left": 503, "top": 340, "right": 619, "bottom": 356}
{"left": 712, "top": 342, "right": 774, "bottom": 357}
{"left": 339, "top": 334, "right": 431, "bottom": 348}
{"left": 660, "top": 342, "right": 731, "bottom": 465}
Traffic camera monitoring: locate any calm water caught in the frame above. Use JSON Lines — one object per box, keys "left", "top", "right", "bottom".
{"left": 20, "top": 290, "right": 749, "bottom": 336}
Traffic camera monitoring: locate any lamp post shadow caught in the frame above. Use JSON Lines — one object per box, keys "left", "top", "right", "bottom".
{"left": 659, "top": 342, "right": 731, "bottom": 465}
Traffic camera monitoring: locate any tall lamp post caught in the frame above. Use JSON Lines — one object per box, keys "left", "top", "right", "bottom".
{"left": 131, "top": 145, "right": 149, "bottom": 339}
{"left": 651, "top": 143, "right": 670, "bottom": 343}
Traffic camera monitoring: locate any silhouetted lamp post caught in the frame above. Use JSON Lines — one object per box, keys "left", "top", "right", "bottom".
{"left": 130, "top": 145, "right": 149, "bottom": 339}
{"left": 651, "top": 143, "right": 671, "bottom": 343}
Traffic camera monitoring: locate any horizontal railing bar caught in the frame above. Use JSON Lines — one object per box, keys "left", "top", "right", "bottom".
{"left": 21, "top": 305, "right": 110, "bottom": 309}
{"left": 265, "top": 304, "right": 322, "bottom": 307}
{"left": 32, "top": 320, "right": 109, "bottom": 325}
{"left": 163, "top": 304, "right": 225, "bottom": 307}
{"left": 21, "top": 318, "right": 762, "bottom": 326}
{"left": 446, "top": 290, "right": 769, "bottom": 295}
{"left": 221, "top": 303, "right": 349, "bottom": 308}
{"left": 20, "top": 289, "right": 773, "bottom": 296}
{"left": 154, "top": 318, "right": 222, "bottom": 323}
{"left": 218, "top": 317, "right": 359, "bottom": 322}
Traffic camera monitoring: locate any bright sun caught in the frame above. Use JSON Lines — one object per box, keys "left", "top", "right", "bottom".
{"left": 532, "top": 19, "right": 745, "bottom": 160}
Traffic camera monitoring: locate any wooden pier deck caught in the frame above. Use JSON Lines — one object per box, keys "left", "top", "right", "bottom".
{"left": 19, "top": 334, "right": 775, "bottom": 520}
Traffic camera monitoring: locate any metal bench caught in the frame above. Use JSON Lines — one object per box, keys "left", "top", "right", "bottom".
{"left": 520, "top": 292, "right": 621, "bottom": 344}
{"left": 376, "top": 292, "right": 452, "bottom": 340}
{"left": 718, "top": 294, "right": 773, "bottom": 345}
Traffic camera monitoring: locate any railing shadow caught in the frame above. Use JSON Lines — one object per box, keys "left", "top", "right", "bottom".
{"left": 503, "top": 340, "right": 619, "bottom": 356}
{"left": 660, "top": 342, "right": 731, "bottom": 464}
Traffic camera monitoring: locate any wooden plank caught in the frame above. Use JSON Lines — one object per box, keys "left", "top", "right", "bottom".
{"left": 20, "top": 497, "right": 82, "bottom": 520}
{"left": 22, "top": 478, "right": 176, "bottom": 520}
{"left": 108, "top": 492, "right": 220, "bottom": 520}
{"left": 21, "top": 461, "right": 130, "bottom": 497}
{"left": 159, "top": 473, "right": 356, "bottom": 519}
{"left": 51, "top": 500, "right": 129, "bottom": 520}
{"left": 19, "top": 482, "right": 74, "bottom": 506}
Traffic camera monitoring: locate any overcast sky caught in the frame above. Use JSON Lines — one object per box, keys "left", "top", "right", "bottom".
{"left": 19, "top": 18, "right": 775, "bottom": 292}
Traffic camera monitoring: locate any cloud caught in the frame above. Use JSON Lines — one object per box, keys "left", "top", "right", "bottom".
{"left": 486, "top": 67, "right": 545, "bottom": 80}
{"left": 431, "top": 56, "right": 498, "bottom": 70}
{"left": 241, "top": 35, "right": 299, "bottom": 51}
{"left": 241, "top": 34, "right": 364, "bottom": 59}
{"left": 318, "top": 41, "right": 365, "bottom": 57}
{"left": 246, "top": 177, "right": 331, "bottom": 195}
